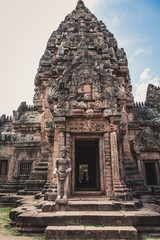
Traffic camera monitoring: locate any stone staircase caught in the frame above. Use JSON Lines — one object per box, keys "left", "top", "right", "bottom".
{"left": 0, "top": 160, "right": 49, "bottom": 195}
{"left": 9, "top": 197, "right": 160, "bottom": 240}
{"left": 18, "top": 160, "right": 48, "bottom": 195}
{"left": 0, "top": 180, "right": 26, "bottom": 193}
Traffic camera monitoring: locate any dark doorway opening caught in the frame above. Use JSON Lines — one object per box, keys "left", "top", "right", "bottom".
{"left": 145, "top": 162, "right": 157, "bottom": 185}
{"left": 0, "top": 160, "right": 8, "bottom": 176}
{"left": 75, "top": 139, "right": 100, "bottom": 191}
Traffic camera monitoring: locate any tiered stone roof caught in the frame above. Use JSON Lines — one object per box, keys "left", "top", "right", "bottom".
{"left": 34, "top": 0, "right": 133, "bottom": 113}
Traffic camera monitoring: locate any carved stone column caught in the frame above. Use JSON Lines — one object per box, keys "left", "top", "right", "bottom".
{"left": 121, "top": 106, "right": 135, "bottom": 170}
{"left": 54, "top": 117, "right": 66, "bottom": 157}
{"left": 52, "top": 117, "right": 66, "bottom": 180}
{"left": 66, "top": 133, "right": 71, "bottom": 195}
{"left": 110, "top": 132, "right": 121, "bottom": 185}
{"left": 66, "top": 133, "right": 71, "bottom": 158}
{"left": 44, "top": 117, "right": 66, "bottom": 201}
{"left": 110, "top": 131, "right": 131, "bottom": 200}
{"left": 104, "top": 132, "right": 113, "bottom": 198}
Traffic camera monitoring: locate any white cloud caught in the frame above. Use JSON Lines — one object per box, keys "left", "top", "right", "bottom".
{"left": 118, "top": 34, "right": 143, "bottom": 49}
{"left": 133, "top": 47, "right": 153, "bottom": 57}
{"left": 134, "top": 68, "right": 160, "bottom": 102}
{"left": 133, "top": 49, "right": 144, "bottom": 56}
{"left": 112, "top": 15, "right": 120, "bottom": 27}
{"left": 150, "top": 76, "right": 159, "bottom": 86}
{"left": 135, "top": 82, "right": 148, "bottom": 102}
{"left": 140, "top": 68, "right": 151, "bottom": 81}
{"left": 129, "top": 47, "right": 153, "bottom": 63}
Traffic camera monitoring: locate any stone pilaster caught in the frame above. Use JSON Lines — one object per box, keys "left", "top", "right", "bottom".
{"left": 54, "top": 117, "right": 66, "bottom": 160}
{"left": 110, "top": 132, "right": 131, "bottom": 200}
{"left": 104, "top": 132, "right": 113, "bottom": 198}
{"left": 66, "top": 133, "right": 71, "bottom": 195}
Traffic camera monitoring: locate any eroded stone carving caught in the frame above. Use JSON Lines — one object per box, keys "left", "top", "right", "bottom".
{"left": 139, "top": 128, "right": 160, "bottom": 152}
{"left": 110, "top": 132, "right": 120, "bottom": 183}
{"left": 53, "top": 146, "right": 71, "bottom": 204}
{"left": 66, "top": 119, "right": 109, "bottom": 133}
{"left": 146, "top": 84, "right": 160, "bottom": 109}
{"left": 110, "top": 131, "right": 131, "bottom": 200}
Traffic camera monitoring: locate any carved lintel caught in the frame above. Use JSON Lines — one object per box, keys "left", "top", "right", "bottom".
{"left": 66, "top": 119, "right": 109, "bottom": 133}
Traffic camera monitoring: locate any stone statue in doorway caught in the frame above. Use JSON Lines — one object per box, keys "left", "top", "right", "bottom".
{"left": 53, "top": 146, "right": 72, "bottom": 204}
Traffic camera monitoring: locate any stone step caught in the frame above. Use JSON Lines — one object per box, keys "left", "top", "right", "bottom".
{"left": 2, "top": 181, "right": 26, "bottom": 186}
{"left": 17, "top": 190, "right": 40, "bottom": 196}
{"left": 0, "top": 183, "right": 26, "bottom": 193}
{"left": 16, "top": 210, "right": 160, "bottom": 229}
{"left": 41, "top": 200, "right": 141, "bottom": 212}
{"left": 25, "top": 180, "right": 46, "bottom": 186}
{"left": 30, "top": 171, "right": 48, "bottom": 180}
{"left": 16, "top": 226, "right": 45, "bottom": 234}
{"left": 38, "top": 161, "right": 49, "bottom": 166}
{"left": 0, "top": 189, "right": 19, "bottom": 193}
{"left": 0, "top": 195, "right": 22, "bottom": 207}
{"left": 2, "top": 184, "right": 26, "bottom": 189}
{"left": 25, "top": 180, "right": 46, "bottom": 191}
{"left": 42, "top": 183, "right": 52, "bottom": 194}
{"left": 136, "top": 226, "right": 160, "bottom": 233}
{"left": 45, "top": 225, "right": 138, "bottom": 240}
{"left": 34, "top": 166, "right": 48, "bottom": 171}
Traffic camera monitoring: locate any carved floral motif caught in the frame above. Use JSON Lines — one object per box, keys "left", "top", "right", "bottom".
{"left": 66, "top": 119, "right": 109, "bottom": 133}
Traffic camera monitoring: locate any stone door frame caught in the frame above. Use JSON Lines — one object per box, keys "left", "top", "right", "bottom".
{"left": 70, "top": 134, "right": 105, "bottom": 195}
{"left": 143, "top": 160, "right": 160, "bottom": 186}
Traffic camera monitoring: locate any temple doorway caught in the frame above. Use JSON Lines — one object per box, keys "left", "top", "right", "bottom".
{"left": 144, "top": 162, "right": 157, "bottom": 185}
{"left": 0, "top": 160, "right": 8, "bottom": 176}
{"left": 75, "top": 139, "right": 100, "bottom": 191}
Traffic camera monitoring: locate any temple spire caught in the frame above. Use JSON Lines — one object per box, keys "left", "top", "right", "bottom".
{"left": 77, "top": 0, "right": 84, "bottom": 3}
{"left": 76, "top": 0, "right": 86, "bottom": 9}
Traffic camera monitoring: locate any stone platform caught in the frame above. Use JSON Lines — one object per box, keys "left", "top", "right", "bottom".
{"left": 8, "top": 195, "right": 160, "bottom": 240}
{"left": 40, "top": 199, "right": 141, "bottom": 212}
{"left": 46, "top": 225, "right": 138, "bottom": 240}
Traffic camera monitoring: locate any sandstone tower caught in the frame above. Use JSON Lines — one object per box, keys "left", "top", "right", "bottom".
{"left": 0, "top": 0, "right": 160, "bottom": 199}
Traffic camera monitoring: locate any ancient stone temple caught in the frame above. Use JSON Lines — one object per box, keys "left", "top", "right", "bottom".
{"left": 0, "top": 0, "right": 160, "bottom": 202}
{"left": 1, "top": 1, "right": 160, "bottom": 239}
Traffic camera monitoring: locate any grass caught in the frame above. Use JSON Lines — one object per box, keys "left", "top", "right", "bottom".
{"left": 0, "top": 205, "right": 22, "bottom": 236}
{"left": 0, "top": 206, "right": 13, "bottom": 213}
{"left": 4, "top": 224, "right": 22, "bottom": 236}
{"left": 35, "top": 237, "right": 45, "bottom": 240}
{"left": 142, "top": 235, "right": 160, "bottom": 240}
{"left": 0, "top": 205, "right": 45, "bottom": 240}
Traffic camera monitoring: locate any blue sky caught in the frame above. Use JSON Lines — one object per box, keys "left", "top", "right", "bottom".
{"left": 0, "top": 0, "right": 160, "bottom": 116}
{"left": 95, "top": 0, "right": 160, "bottom": 102}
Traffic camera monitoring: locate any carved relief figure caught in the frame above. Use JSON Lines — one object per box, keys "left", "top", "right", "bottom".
{"left": 139, "top": 128, "right": 160, "bottom": 152}
{"left": 146, "top": 84, "right": 160, "bottom": 109}
{"left": 53, "top": 146, "right": 72, "bottom": 204}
